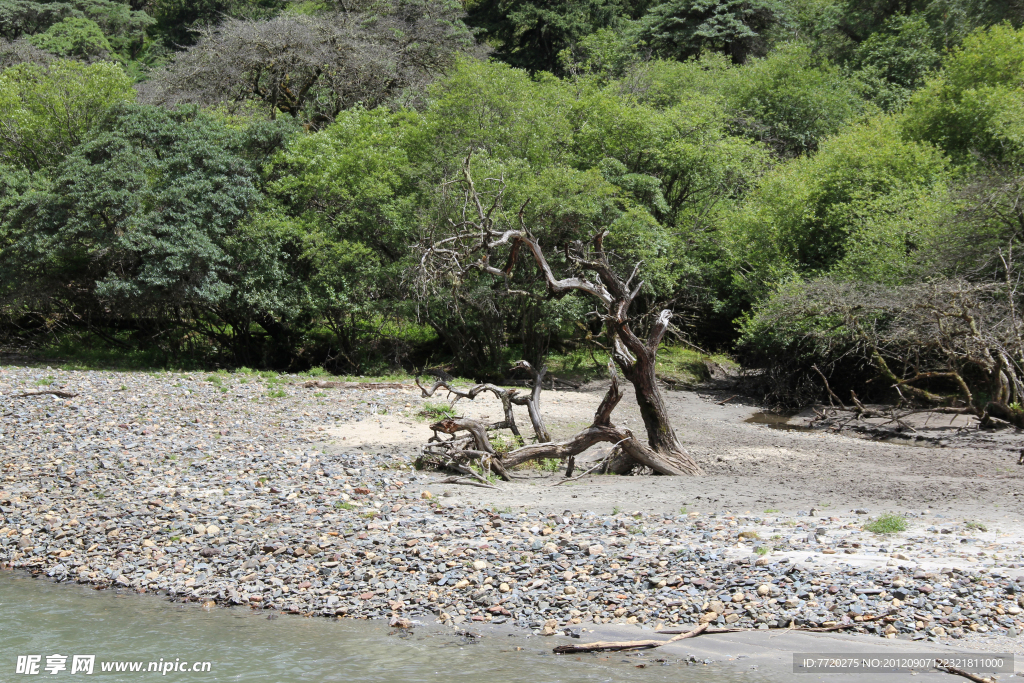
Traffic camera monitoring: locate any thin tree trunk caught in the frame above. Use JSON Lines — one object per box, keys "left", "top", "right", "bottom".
{"left": 619, "top": 346, "right": 701, "bottom": 475}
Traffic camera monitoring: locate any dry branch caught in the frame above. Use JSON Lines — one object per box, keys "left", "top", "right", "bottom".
{"left": 12, "top": 390, "right": 78, "bottom": 399}
{"left": 438, "top": 476, "right": 499, "bottom": 489}
{"left": 302, "top": 381, "right": 405, "bottom": 389}
{"left": 552, "top": 623, "right": 712, "bottom": 654}
{"left": 934, "top": 662, "right": 997, "bottom": 683}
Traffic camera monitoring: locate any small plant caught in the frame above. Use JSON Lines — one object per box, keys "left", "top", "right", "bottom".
{"left": 205, "top": 375, "right": 223, "bottom": 385}
{"left": 679, "top": 506, "right": 688, "bottom": 514}
{"left": 359, "top": 510, "right": 379, "bottom": 519}
{"left": 420, "top": 401, "right": 456, "bottom": 421}
{"left": 863, "top": 513, "right": 908, "bottom": 534}
{"left": 754, "top": 546, "right": 770, "bottom": 556}
{"left": 489, "top": 433, "right": 524, "bottom": 454}
{"left": 219, "top": 386, "right": 228, "bottom": 393}
{"left": 540, "top": 457, "right": 561, "bottom": 472}
{"left": 170, "top": 535, "right": 181, "bottom": 542}
{"left": 764, "top": 508, "right": 780, "bottom": 513}
{"left": 738, "top": 531, "right": 760, "bottom": 540}
{"left": 334, "top": 501, "right": 355, "bottom": 511}
{"left": 770, "top": 534, "right": 782, "bottom": 540}
{"left": 266, "top": 389, "right": 287, "bottom": 398}
{"left": 302, "top": 367, "right": 330, "bottom": 377}
{"left": 35, "top": 375, "right": 56, "bottom": 386}
{"left": 612, "top": 506, "right": 622, "bottom": 515}
{"left": 313, "top": 391, "right": 327, "bottom": 398}
{"left": 965, "top": 521, "right": 988, "bottom": 532}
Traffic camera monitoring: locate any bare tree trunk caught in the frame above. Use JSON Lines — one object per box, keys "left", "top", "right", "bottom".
{"left": 510, "top": 360, "right": 551, "bottom": 442}
{"left": 617, "top": 341, "right": 701, "bottom": 475}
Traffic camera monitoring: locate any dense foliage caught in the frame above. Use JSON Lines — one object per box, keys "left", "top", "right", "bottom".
{"left": 1, "top": 0, "right": 1024, "bottom": 422}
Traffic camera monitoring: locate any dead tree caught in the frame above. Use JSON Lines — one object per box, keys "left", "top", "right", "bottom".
{"left": 419, "top": 362, "right": 690, "bottom": 481}
{"left": 419, "top": 156, "right": 702, "bottom": 475}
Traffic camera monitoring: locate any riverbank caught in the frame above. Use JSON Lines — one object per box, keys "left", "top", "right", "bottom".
{"left": 2, "top": 365, "right": 1024, "bottom": 657}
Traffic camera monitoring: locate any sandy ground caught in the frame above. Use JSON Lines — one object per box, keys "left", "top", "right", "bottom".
{"left": 325, "top": 380, "right": 1024, "bottom": 523}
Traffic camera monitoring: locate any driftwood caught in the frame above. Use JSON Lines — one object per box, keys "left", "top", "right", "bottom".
{"left": 438, "top": 475, "right": 499, "bottom": 489}
{"left": 12, "top": 390, "right": 78, "bottom": 398}
{"left": 504, "top": 376, "right": 580, "bottom": 390}
{"left": 302, "top": 381, "right": 405, "bottom": 390}
{"left": 935, "top": 662, "right": 997, "bottom": 683}
{"left": 558, "top": 614, "right": 900, "bottom": 656}
{"left": 416, "top": 375, "right": 530, "bottom": 439}
{"left": 418, "top": 363, "right": 700, "bottom": 478}
{"left": 508, "top": 361, "right": 552, "bottom": 442}
{"left": 552, "top": 623, "right": 737, "bottom": 654}
{"left": 502, "top": 364, "right": 696, "bottom": 475}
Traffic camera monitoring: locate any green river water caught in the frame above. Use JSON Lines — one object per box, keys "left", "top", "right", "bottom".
{"left": 0, "top": 571, "right": 757, "bottom": 682}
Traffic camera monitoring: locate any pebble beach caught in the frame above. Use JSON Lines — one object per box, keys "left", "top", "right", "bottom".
{"left": 2, "top": 364, "right": 1024, "bottom": 652}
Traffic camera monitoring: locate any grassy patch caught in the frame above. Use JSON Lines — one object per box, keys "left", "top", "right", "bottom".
{"left": 334, "top": 501, "right": 355, "bottom": 511}
{"left": 863, "top": 513, "right": 908, "bottom": 534}
{"left": 540, "top": 458, "right": 561, "bottom": 472}
{"left": 764, "top": 508, "right": 780, "bottom": 513}
{"left": 965, "top": 521, "right": 988, "bottom": 532}
{"left": 419, "top": 401, "right": 456, "bottom": 421}
{"left": 754, "top": 546, "right": 770, "bottom": 556}
{"left": 489, "top": 433, "right": 524, "bottom": 454}
{"left": 544, "top": 344, "right": 737, "bottom": 385}
{"left": 266, "top": 389, "right": 287, "bottom": 398}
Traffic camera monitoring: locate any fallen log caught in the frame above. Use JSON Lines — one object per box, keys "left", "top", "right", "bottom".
{"left": 653, "top": 612, "right": 890, "bottom": 637}
{"left": 12, "top": 390, "right": 78, "bottom": 399}
{"left": 438, "top": 476, "right": 499, "bottom": 489}
{"left": 302, "top": 381, "right": 405, "bottom": 389}
{"left": 553, "top": 623, "right": 714, "bottom": 654}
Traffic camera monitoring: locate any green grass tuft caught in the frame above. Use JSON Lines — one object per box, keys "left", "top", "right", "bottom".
{"left": 419, "top": 401, "right": 456, "bottom": 421}
{"left": 863, "top": 513, "right": 908, "bottom": 534}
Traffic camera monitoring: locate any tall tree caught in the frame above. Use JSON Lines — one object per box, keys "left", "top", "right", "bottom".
{"left": 466, "top": 0, "right": 628, "bottom": 73}
{"left": 140, "top": 1, "right": 475, "bottom": 125}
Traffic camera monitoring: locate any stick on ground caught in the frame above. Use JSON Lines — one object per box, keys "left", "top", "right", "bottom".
{"left": 935, "top": 661, "right": 997, "bottom": 683}
{"left": 552, "top": 623, "right": 713, "bottom": 654}
{"left": 12, "top": 390, "right": 78, "bottom": 399}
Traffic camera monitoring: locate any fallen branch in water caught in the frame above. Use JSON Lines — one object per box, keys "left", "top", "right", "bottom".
{"left": 12, "top": 390, "right": 78, "bottom": 399}
{"left": 553, "top": 623, "right": 715, "bottom": 653}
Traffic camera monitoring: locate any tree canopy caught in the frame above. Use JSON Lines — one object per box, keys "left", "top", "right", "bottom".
{"left": 1, "top": 0, "right": 1024, "bottom": 424}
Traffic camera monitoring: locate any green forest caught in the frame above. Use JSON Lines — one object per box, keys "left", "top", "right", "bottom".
{"left": 2, "top": 0, "right": 1024, "bottom": 422}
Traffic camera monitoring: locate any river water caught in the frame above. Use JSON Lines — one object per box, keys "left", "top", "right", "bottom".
{"left": 1, "top": 572, "right": 756, "bottom": 682}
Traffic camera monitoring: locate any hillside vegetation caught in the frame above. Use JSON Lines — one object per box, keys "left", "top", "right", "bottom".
{"left": 2, "top": 0, "right": 1024, "bottom": 422}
